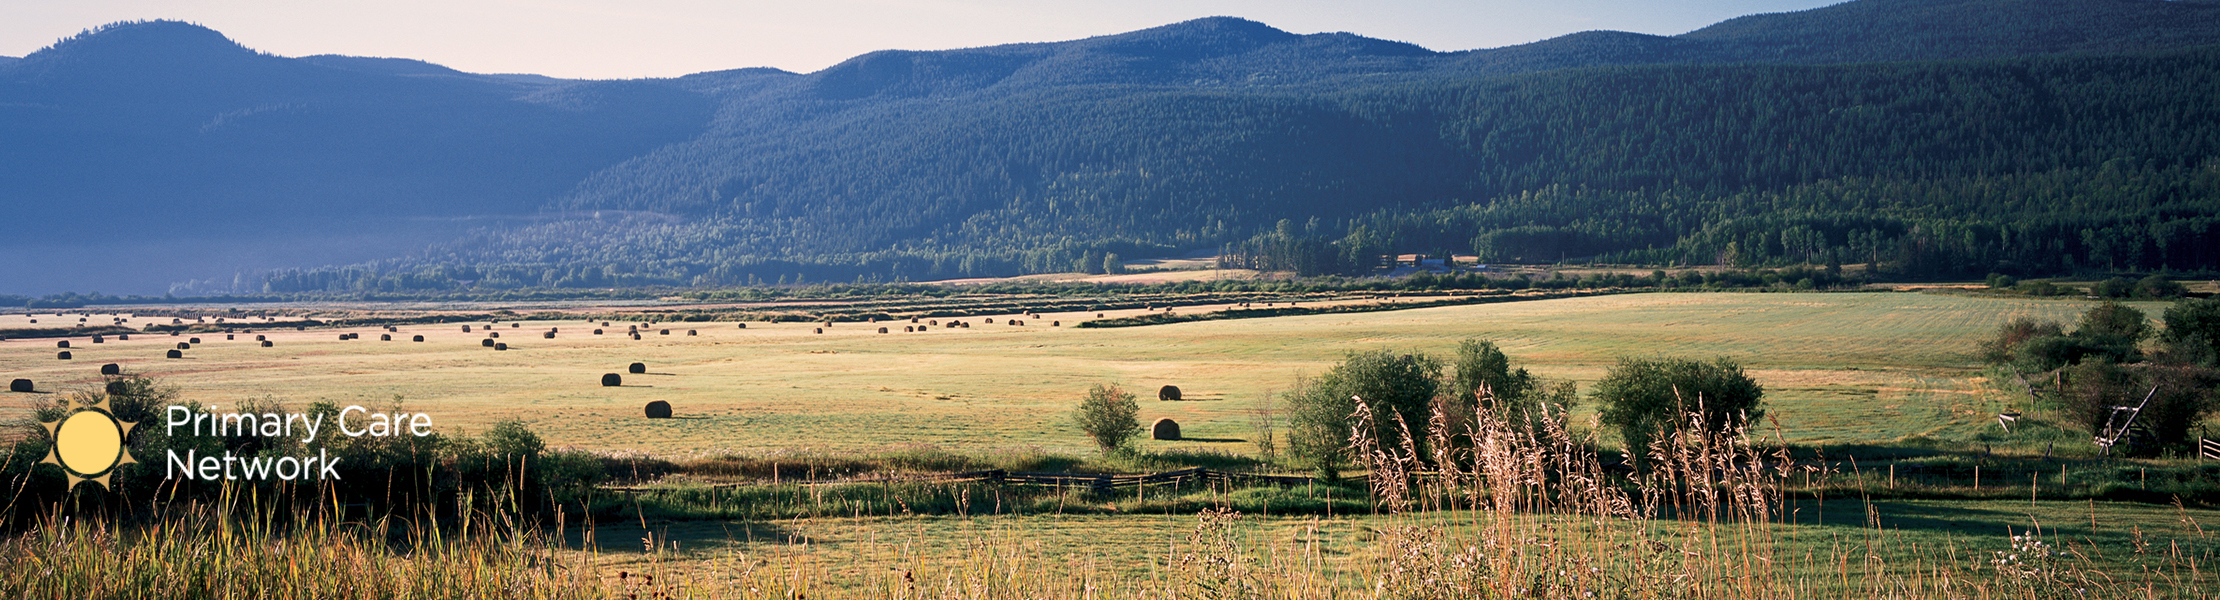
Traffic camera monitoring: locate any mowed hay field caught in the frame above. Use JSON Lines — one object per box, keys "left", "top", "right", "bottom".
{"left": 0, "top": 292, "right": 2167, "bottom": 456}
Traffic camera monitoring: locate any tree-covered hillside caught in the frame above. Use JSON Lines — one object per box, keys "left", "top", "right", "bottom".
{"left": 6, "top": 0, "right": 2220, "bottom": 294}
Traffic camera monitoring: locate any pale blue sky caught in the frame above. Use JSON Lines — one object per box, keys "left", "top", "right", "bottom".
{"left": 4, "top": 1, "right": 1845, "bottom": 79}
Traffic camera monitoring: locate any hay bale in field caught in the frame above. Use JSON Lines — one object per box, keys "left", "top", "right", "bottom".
{"left": 904, "top": 326, "right": 914, "bottom": 332}
{"left": 225, "top": 334, "right": 234, "bottom": 340}
{"left": 9, "top": 379, "right": 31, "bottom": 393}
{"left": 929, "top": 320, "right": 938, "bottom": 325}
{"left": 381, "top": 334, "right": 392, "bottom": 341}
{"left": 629, "top": 362, "right": 646, "bottom": 374}
{"left": 1159, "top": 385, "right": 1182, "bottom": 401}
{"left": 463, "top": 325, "right": 473, "bottom": 332}
{"left": 117, "top": 334, "right": 128, "bottom": 341}
{"left": 878, "top": 327, "right": 888, "bottom": 334}
{"left": 255, "top": 335, "right": 266, "bottom": 341}
{"left": 594, "top": 329, "right": 604, "bottom": 335}
{"left": 189, "top": 337, "right": 201, "bottom": 344}
{"left": 511, "top": 323, "right": 519, "bottom": 328}
{"left": 601, "top": 373, "right": 622, "bottom": 387}
{"left": 985, "top": 318, "right": 996, "bottom": 324}
{"left": 910, "top": 317, "right": 919, "bottom": 323}
{"left": 56, "top": 352, "right": 71, "bottom": 360}
{"left": 494, "top": 343, "right": 507, "bottom": 351}
{"left": 481, "top": 339, "right": 495, "bottom": 347}
{"left": 261, "top": 341, "right": 273, "bottom": 348}
{"left": 56, "top": 340, "right": 69, "bottom": 348}
{"left": 489, "top": 332, "right": 500, "bottom": 338}
{"left": 100, "top": 363, "right": 119, "bottom": 375}
{"left": 166, "top": 349, "right": 182, "bottom": 359}
{"left": 1152, "top": 419, "right": 1181, "bottom": 440}
{"left": 175, "top": 342, "right": 190, "bottom": 350}
{"left": 1097, "top": 313, "right": 1105, "bottom": 318}
{"left": 659, "top": 329, "right": 670, "bottom": 335}
{"left": 644, "top": 401, "right": 672, "bottom": 419}
{"left": 1052, "top": 321, "right": 1061, "bottom": 326}
{"left": 631, "top": 333, "right": 641, "bottom": 340}
{"left": 412, "top": 335, "right": 424, "bottom": 342}
{"left": 543, "top": 332, "right": 555, "bottom": 339}
{"left": 92, "top": 335, "right": 104, "bottom": 344}
{"left": 960, "top": 322, "right": 970, "bottom": 328}
{"left": 814, "top": 328, "right": 823, "bottom": 334}
{"left": 687, "top": 330, "right": 697, "bottom": 336}
{"left": 172, "top": 318, "right": 182, "bottom": 324}
{"left": 602, "top": 322, "right": 612, "bottom": 327}
{"left": 736, "top": 323, "right": 746, "bottom": 329}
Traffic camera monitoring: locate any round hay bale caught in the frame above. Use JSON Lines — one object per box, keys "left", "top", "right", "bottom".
{"left": 225, "top": 334, "right": 234, "bottom": 340}
{"left": 629, "top": 362, "right": 647, "bottom": 374}
{"left": 56, "top": 340, "right": 70, "bottom": 348}
{"left": 985, "top": 318, "right": 996, "bottom": 324}
{"left": 543, "top": 332, "right": 555, "bottom": 339}
{"left": 814, "top": 328, "right": 823, "bottom": 334}
{"left": 494, "top": 343, "right": 507, "bottom": 351}
{"left": 878, "top": 327, "right": 888, "bottom": 334}
{"left": 412, "top": 335, "right": 424, "bottom": 342}
{"left": 511, "top": 323, "right": 520, "bottom": 328}
{"left": 628, "top": 325, "right": 638, "bottom": 332}
{"left": 630, "top": 333, "right": 641, "bottom": 340}
{"left": 381, "top": 334, "right": 392, "bottom": 341}
{"left": 687, "top": 330, "right": 697, "bottom": 336}
{"left": 9, "top": 379, "right": 31, "bottom": 393}
{"left": 176, "top": 342, "right": 190, "bottom": 350}
{"left": 339, "top": 334, "right": 350, "bottom": 341}
{"left": 910, "top": 317, "right": 920, "bottom": 323}
{"left": 644, "top": 401, "right": 672, "bottom": 419}
{"left": 659, "top": 329, "right": 670, "bottom": 335}
{"left": 261, "top": 341, "right": 273, "bottom": 348}
{"left": 489, "top": 332, "right": 500, "bottom": 338}
{"left": 1052, "top": 321, "right": 1061, "bottom": 326}
{"left": 117, "top": 334, "right": 128, "bottom": 341}
{"left": 601, "top": 373, "right": 622, "bottom": 387}
{"left": 903, "top": 326, "right": 913, "bottom": 332}
{"left": 165, "top": 349, "right": 182, "bottom": 359}
{"left": 929, "top": 320, "right": 938, "bottom": 325}
{"left": 736, "top": 323, "right": 747, "bottom": 329}
{"left": 602, "top": 322, "right": 612, "bottom": 327}
{"left": 255, "top": 335, "right": 266, "bottom": 341}
{"left": 1159, "top": 385, "right": 1182, "bottom": 402}
{"left": 960, "top": 322, "right": 970, "bottom": 328}
{"left": 56, "top": 351, "right": 72, "bottom": 360}
{"left": 463, "top": 325, "right": 472, "bottom": 332}
{"left": 1097, "top": 313, "right": 1105, "bottom": 318}
{"left": 91, "top": 335, "right": 104, "bottom": 343}
{"left": 481, "top": 339, "right": 495, "bottom": 347}
{"left": 1152, "top": 418, "right": 1181, "bottom": 440}
{"left": 99, "top": 363, "right": 119, "bottom": 375}
{"left": 594, "top": 329, "right": 604, "bottom": 335}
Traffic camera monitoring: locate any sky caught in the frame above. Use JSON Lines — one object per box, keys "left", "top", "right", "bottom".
{"left": 4, "top": 0, "right": 1845, "bottom": 79}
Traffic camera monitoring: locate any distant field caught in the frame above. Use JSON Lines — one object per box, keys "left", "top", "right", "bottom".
{"left": 0, "top": 292, "right": 2169, "bottom": 456}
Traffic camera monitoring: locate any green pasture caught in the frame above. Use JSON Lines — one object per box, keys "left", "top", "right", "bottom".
{"left": 0, "top": 292, "right": 2171, "bottom": 456}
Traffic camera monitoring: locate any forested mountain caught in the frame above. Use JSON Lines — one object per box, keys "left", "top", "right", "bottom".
{"left": 5, "top": 0, "right": 2220, "bottom": 294}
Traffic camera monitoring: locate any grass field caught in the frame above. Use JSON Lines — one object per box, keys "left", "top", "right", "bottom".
{"left": 6, "top": 290, "right": 2216, "bottom": 597}
{"left": 0, "top": 291, "right": 2172, "bottom": 456}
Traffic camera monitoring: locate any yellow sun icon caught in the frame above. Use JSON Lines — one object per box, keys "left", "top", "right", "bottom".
{"left": 38, "top": 397, "right": 138, "bottom": 492}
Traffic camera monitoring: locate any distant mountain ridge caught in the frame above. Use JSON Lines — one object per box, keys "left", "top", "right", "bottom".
{"left": 4, "top": 0, "right": 2220, "bottom": 294}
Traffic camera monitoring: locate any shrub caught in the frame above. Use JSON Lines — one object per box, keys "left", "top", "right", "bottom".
{"left": 2136, "top": 275, "right": 2188, "bottom": 299}
{"left": 1286, "top": 350, "right": 1441, "bottom": 476}
{"left": 2162, "top": 297, "right": 2220, "bottom": 367}
{"left": 1073, "top": 384, "right": 1142, "bottom": 453}
{"left": 1591, "top": 357, "right": 1764, "bottom": 468}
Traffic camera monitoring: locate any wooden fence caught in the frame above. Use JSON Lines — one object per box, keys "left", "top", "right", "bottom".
{"left": 603, "top": 467, "right": 1323, "bottom": 495}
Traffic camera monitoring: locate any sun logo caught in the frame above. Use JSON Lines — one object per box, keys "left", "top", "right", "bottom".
{"left": 38, "top": 397, "right": 138, "bottom": 492}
